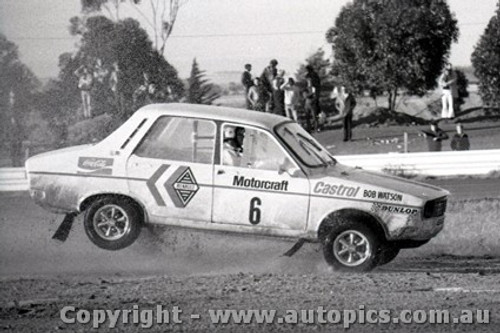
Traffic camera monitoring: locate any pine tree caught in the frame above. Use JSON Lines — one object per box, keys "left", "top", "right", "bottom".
{"left": 471, "top": 3, "right": 500, "bottom": 109}
{"left": 186, "top": 58, "right": 220, "bottom": 105}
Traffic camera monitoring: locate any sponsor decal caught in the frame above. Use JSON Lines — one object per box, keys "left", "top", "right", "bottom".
{"left": 313, "top": 182, "right": 360, "bottom": 198}
{"left": 233, "top": 176, "right": 289, "bottom": 191}
{"left": 371, "top": 203, "right": 418, "bottom": 215}
{"left": 377, "top": 191, "right": 403, "bottom": 202}
{"left": 165, "top": 167, "right": 199, "bottom": 208}
{"left": 146, "top": 165, "right": 199, "bottom": 208}
{"left": 147, "top": 164, "right": 170, "bottom": 206}
{"left": 363, "top": 190, "right": 403, "bottom": 202}
{"left": 77, "top": 157, "right": 114, "bottom": 175}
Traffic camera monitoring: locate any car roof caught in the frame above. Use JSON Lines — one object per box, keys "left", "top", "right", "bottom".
{"left": 137, "top": 103, "right": 289, "bottom": 129}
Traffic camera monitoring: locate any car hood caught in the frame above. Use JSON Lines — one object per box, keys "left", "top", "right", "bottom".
{"left": 309, "top": 163, "right": 449, "bottom": 201}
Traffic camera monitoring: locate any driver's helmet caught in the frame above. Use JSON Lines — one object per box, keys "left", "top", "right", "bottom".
{"left": 224, "top": 125, "right": 236, "bottom": 139}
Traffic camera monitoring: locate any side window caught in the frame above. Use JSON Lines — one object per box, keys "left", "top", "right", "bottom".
{"left": 221, "top": 124, "right": 287, "bottom": 171}
{"left": 134, "top": 116, "right": 215, "bottom": 164}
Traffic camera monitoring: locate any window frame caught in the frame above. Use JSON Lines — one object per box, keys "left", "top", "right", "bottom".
{"left": 219, "top": 122, "right": 300, "bottom": 172}
{"left": 132, "top": 115, "right": 217, "bottom": 164}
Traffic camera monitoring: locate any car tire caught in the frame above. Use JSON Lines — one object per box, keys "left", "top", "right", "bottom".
{"left": 84, "top": 197, "right": 142, "bottom": 250}
{"left": 377, "top": 243, "right": 400, "bottom": 266}
{"left": 322, "top": 219, "right": 380, "bottom": 272}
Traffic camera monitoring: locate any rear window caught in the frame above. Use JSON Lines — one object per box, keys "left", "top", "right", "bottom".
{"left": 134, "top": 116, "right": 216, "bottom": 164}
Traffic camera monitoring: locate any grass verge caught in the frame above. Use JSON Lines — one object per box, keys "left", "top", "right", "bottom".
{"left": 412, "top": 198, "right": 500, "bottom": 256}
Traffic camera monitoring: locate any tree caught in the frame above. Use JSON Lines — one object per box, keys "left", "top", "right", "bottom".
{"left": 40, "top": 16, "right": 184, "bottom": 124}
{"left": 471, "top": 3, "right": 500, "bottom": 109}
{"left": 327, "top": 0, "right": 459, "bottom": 111}
{"left": 186, "top": 58, "right": 220, "bottom": 105}
{"left": 0, "top": 34, "right": 40, "bottom": 166}
{"left": 454, "top": 68, "right": 469, "bottom": 112}
{"left": 80, "top": 0, "right": 186, "bottom": 55}
{"left": 295, "top": 48, "right": 332, "bottom": 89}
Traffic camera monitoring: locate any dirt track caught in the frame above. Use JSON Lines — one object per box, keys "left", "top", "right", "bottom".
{"left": 1, "top": 266, "right": 499, "bottom": 332}
{"left": 1, "top": 194, "right": 500, "bottom": 332}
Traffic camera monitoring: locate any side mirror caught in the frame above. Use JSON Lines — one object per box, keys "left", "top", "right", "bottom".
{"left": 278, "top": 158, "right": 300, "bottom": 177}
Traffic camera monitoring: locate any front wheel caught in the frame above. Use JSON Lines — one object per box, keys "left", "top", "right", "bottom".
{"left": 84, "top": 197, "right": 142, "bottom": 250}
{"left": 322, "top": 220, "right": 380, "bottom": 272}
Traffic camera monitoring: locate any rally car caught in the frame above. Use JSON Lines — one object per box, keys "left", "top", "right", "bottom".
{"left": 26, "top": 103, "right": 449, "bottom": 271}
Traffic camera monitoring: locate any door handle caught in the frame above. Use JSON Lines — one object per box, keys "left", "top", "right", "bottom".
{"left": 217, "top": 169, "right": 225, "bottom": 175}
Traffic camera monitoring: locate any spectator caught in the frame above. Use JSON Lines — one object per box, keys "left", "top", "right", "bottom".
{"left": 241, "top": 64, "right": 253, "bottom": 110}
{"left": 93, "top": 58, "right": 108, "bottom": 84}
{"left": 247, "top": 77, "right": 270, "bottom": 112}
{"left": 74, "top": 65, "right": 94, "bottom": 118}
{"left": 260, "top": 59, "right": 278, "bottom": 112}
{"left": 272, "top": 69, "right": 286, "bottom": 116}
{"left": 302, "top": 86, "right": 318, "bottom": 133}
{"left": 305, "top": 65, "right": 321, "bottom": 114}
{"left": 133, "top": 73, "right": 163, "bottom": 106}
{"left": 330, "top": 86, "right": 357, "bottom": 142}
{"left": 281, "top": 77, "right": 300, "bottom": 121}
{"left": 423, "top": 122, "right": 449, "bottom": 152}
{"left": 109, "top": 62, "right": 119, "bottom": 94}
{"left": 438, "top": 63, "right": 458, "bottom": 119}
{"left": 450, "top": 123, "right": 470, "bottom": 151}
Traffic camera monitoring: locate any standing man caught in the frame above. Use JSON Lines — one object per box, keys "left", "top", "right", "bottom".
{"left": 450, "top": 123, "right": 470, "bottom": 151}
{"left": 272, "top": 69, "right": 286, "bottom": 116}
{"left": 260, "top": 59, "right": 278, "bottom": 112}
{"left": 438, "top": 63, "right": 458, "bottom": 119}
{"left": 241, "top": 64, "right": 253, "bottom": 110}
{"left": 305, "top": 65, "right": 321, "bottom": 116}
{"left": 74, "top": 65, "right": 94, "bottom": 118}
{"left": 423, "top": 122, "right": 449, "bottom": 152}
{"left": 331, "top": 86, "right": 357, "bottom": 142}
{"left": 281, "top": 77, "right": 300, "bottom": 121}
{"left": 302, "top": 86, "right": 318, "bottom": 133}
{"left": 247, "top": 77, "right": 270, "bottom": 112}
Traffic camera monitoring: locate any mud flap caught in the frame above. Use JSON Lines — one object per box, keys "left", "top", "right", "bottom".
{"left": 52, "top": 213, "right": 78, "bottom": 242}
{"left": 282, "top": 238, "right": 306, "bottom": 257}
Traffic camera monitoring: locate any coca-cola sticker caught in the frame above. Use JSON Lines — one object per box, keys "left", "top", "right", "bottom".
{"left": 77, "top": 157, "right": 114, "bottom": 175}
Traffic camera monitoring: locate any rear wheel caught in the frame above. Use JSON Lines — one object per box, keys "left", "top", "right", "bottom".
{"left": 84, "top": 197, "right": 142, "bottom": 250}
{"left": 322, "top": 219, "right": 380, "bottom": 272}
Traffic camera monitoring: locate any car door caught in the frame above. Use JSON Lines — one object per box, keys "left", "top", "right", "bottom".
{"left": 127, "top": 116, "right": 216, "bottom": 223}
{"left": 212, "top": 123, "right": 310, "bottom": 231}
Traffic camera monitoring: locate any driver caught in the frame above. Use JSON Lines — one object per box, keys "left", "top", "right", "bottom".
{"left": 222, "top": 125, "right": 243, "bottom": 166}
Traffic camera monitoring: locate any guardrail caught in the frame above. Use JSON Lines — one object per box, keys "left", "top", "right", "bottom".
{"left": 0, "top": 168, "right": 28, "bottom": 192}
{"left": 1, "top": 149, "right": 499, "bottom": 191}
{"left": 336, "top": 149, "right": 500, "bottom": 177}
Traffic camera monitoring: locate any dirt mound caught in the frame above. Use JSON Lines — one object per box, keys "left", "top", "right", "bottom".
{"left": 355, "top": 107, "right": 429, "bottom": 127}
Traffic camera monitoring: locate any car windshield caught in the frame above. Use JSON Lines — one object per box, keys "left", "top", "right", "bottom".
{"left": 275, "top": 122, "right": 336, "bottom": 167}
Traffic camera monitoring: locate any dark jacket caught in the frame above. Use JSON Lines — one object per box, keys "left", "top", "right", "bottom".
{"left": 425, "top": 128, "right": 449, "bottom": 152}
{"left": 451, "top": 134, "right": 470, "bottom": 151}
{"left": 241, "top": 71, "right": 253, "bottom": 91}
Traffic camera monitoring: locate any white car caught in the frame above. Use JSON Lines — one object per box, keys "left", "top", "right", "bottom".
{"left": 26, "top": 103, "right": 449, "bottom": 271}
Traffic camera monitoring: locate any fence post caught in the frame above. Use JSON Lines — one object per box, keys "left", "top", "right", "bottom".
{"left": 404, "top": 132, "right": 408, "bottom": 153}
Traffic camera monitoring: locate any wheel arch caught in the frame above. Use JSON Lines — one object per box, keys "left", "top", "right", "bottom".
{"left": 317, "top": 208, "right": 388, "bottom": 243}
{"left": 78, "top": 193, "right": 149, "bottom": 225}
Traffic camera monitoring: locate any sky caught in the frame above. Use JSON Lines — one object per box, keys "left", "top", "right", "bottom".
{"left": 0, "top": 0, "right": 498, "bottom": 81}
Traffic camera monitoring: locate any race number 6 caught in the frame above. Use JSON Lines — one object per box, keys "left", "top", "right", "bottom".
{"left": 249, "top": 197, "right": 261, "bottom": 225}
